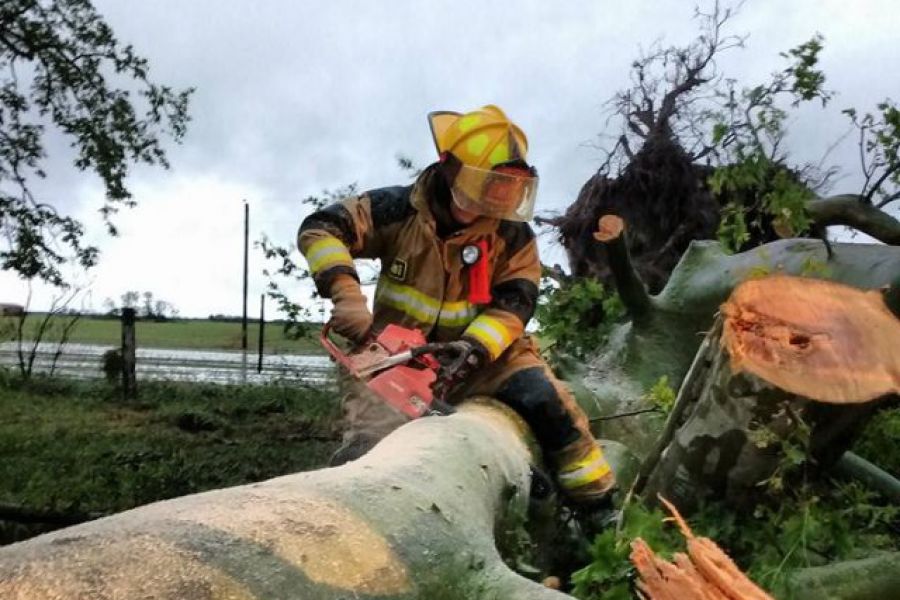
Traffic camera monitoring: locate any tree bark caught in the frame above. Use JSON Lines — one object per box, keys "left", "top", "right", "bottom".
{"left": 0, "top": 401, "right": 571, "bottom": 600}
{"left": 641, "top": 276, "right": 900, "bottom": 514}
{"left": 787, "top": 552, "right": 900, "bottom": 600}
{"left": 593, "top": 215, "right": 653, "bottom": 320}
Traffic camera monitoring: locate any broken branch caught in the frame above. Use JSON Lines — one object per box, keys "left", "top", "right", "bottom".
{"left": 593, "top": 214, "right": 653, "bottom": 319}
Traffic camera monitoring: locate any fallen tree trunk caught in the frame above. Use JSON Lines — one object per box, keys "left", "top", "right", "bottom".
{"left": 0, "top": 400, "right": 570, "bottom": 600}
{"left": 571, "top": 226, "right": 900, "bottom": 458}
{"left": 786, "top": 552, "right": 900, "bottom": 600}
{"left": 641, "top": 276, "right": 900, "bottom": 513}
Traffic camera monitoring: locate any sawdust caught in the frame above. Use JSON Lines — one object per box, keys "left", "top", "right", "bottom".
{"left": 0, "top": 533, "right": 255, "bottom": 600}
{"left": 189, "top": 493, "right": 410, "bottom": 595}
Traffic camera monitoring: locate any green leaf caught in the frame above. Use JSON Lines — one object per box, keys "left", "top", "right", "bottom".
{"left": 712, "top": 122, "right": 729, "bottom": 144}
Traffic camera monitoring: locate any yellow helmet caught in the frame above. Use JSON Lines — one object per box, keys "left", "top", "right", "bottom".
{"left": 428, "top": 104, "right": 529, "bottom": 167}
{"left": 427, "top": 105, "right": 538, "bottom": 222}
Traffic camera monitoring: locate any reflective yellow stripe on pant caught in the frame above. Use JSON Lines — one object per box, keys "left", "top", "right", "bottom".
{"left": 557, "top": 444, "right": 613, "bottom": 491}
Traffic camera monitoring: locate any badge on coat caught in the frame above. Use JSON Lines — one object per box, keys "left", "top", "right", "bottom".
{"left": 388, "top": 257, "right": 408, "bottom": 282}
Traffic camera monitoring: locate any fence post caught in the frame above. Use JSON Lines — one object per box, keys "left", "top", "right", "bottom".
{"left": 121, "top": 308, "right": 137, "bottom": 400}
{"left": 242, "top": 200, "right": 249, "bottom": 350}
{"left": 257, "top": 294, "right": 265, "bottom": 374}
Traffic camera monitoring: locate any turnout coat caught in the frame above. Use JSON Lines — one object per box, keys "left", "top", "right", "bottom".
{"left": 298, "top": 165, "right": 613, "bottom": 499}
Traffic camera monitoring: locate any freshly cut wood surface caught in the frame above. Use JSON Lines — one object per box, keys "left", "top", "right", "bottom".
{"left": 631, "top": 497, "right": 773, "bottom": 600}
{"left": 721, "top": 275, "right": 900, "bottom": 404}
{"left": 593, "top": 214, "right": 625, "bottom": 242}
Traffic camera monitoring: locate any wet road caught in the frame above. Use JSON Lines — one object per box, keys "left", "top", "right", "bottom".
{"left": 0, "top": 342, "right": 335, "bottom": 386}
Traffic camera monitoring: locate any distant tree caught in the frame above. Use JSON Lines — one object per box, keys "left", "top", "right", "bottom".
{"left": 101, "top": 296, "right": 118, "bottom": 316}
{"left": 142, "top": 291, "right": 154, "bottom": 318}
{"left": 152, "top": 299, "right": 177, "bottom": 321}
{"left": 0, "top": 0, "right": 193, "bottom": 286}
{"left": 103, "top": 289, "right": 177, "bottom": 320}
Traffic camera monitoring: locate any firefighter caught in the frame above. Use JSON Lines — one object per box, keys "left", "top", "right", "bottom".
{"left": 298, "top": 105, "right": 615, "bottom": 505}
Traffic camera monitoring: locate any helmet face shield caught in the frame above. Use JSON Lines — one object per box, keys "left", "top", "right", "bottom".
{"left": 449, "top": 162, "right": 538, "bottom": 222}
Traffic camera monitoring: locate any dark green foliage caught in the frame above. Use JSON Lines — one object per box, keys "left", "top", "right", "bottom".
{"left": 710, "top": 156, "right": 815, "bottom": 252}
{"left": 843, "top": 100, "right": 900, "bottom": 206}
{"left": 170, "top": 408, "right": 226, "bottom": 432}
{"left": 695, "top": 481, "right": 900, "bottom": 598}
{"left": 853, "top": 406, "right": 900, "bottom": 476}
{"left": 706, "top": 412, "right": 898, "bottom": 596}
{"left": 535, "top": 276, "right": 624, "bottom": 359}
{"left": 0, "top": 0, "right": 193, "bottom": 285}
{"left": 0, "top": 375, "right": 339, "bottom": 545}
{"left": 709, "top": 35, "right": 830, "bottom": 252}
{"left": 570, "top": 480, "right": 899, "bottom": 600}
{"left": 571, "top": 503, "right": 682, "bottom": 600}
{"left": 571, "top": 408, "right": 900, "bottom": 600}
{"left": 572, "top": 405, "right": 899, "bottom": 599}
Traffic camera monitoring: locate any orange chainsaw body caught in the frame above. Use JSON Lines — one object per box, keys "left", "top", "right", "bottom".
{"left": 320, "top": 324, "right": 441, "bottom": 418}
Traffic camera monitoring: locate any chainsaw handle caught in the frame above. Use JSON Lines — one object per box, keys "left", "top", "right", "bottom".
{"left": 409, "top": 342, "right": 450, "bottom": 358}
{"left": 320, "top": 321, "right": 360, "bottom": 373}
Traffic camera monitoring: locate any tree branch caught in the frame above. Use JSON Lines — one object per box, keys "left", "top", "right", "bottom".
{"left": 533, "top": 215, "right": 564, "bottom": 228}
{"left": 593, "top": 215, "right": 653, "bottom": 319}
{"left": 864, "top": 163, "right": 900, "bottom": 204}
{"left": 0, "top": 402, "right": 569, "bottom": 599}
{"left": 807, "top": 195, "right": 900, "bottom": 245}
{"left": 876, "top": 190, "right": 900, "bottom": 209}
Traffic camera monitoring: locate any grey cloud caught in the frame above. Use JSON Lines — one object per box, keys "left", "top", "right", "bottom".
{"left": 4, "top": 0, "right": 897, "bottom": 315}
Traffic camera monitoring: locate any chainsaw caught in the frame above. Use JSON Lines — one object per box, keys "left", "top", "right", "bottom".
{"left": 320, "top": 322, "right": 456, "bottom": 418}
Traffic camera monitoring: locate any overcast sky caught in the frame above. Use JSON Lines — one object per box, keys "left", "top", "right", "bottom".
{"left": 1, "top": 0, "right": 898, "bottom": 319}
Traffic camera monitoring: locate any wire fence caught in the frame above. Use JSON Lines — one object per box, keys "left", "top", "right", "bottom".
{"left": 0, "top": 342, "right": 335, "bottom": 387}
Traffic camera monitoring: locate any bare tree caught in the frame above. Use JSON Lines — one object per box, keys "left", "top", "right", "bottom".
{"left": 14, "top": 282, "right": 85, "bottom": 379}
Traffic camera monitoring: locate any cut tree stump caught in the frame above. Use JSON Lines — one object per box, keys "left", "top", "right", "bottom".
{"left": 571, "top": 228, "right": 900, "bottom": 460}
{"left": 641, "top": 275, "right": 900, "bottom": 513}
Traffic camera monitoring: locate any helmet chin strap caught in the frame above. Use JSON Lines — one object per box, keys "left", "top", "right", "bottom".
{"left": 428, "top": 165, "right": 467, "bottom": 237}
{"left": 438, "top": 151, "right": 462, "bottom": 185}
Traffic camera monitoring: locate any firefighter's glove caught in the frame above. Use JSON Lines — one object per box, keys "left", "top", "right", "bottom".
{"left": 328, "top": 274, "right": 373, "bottom": 344}
{"left": 433, "top": 339, "right": 488, "bottom": 399}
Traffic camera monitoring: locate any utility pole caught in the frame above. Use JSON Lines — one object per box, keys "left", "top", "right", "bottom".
{"left": 258, "top": 294, "right": 265, "bottom": 373}
{"left": 242, "top": 200, "right": 249, "bottom": 351}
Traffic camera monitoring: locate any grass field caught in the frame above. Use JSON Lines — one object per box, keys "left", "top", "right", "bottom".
{"left": 0, "top": 375, "right": 339, "bottom": 545}
{"left": 1, "top": 315, "right": 324, "bottom": 353}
